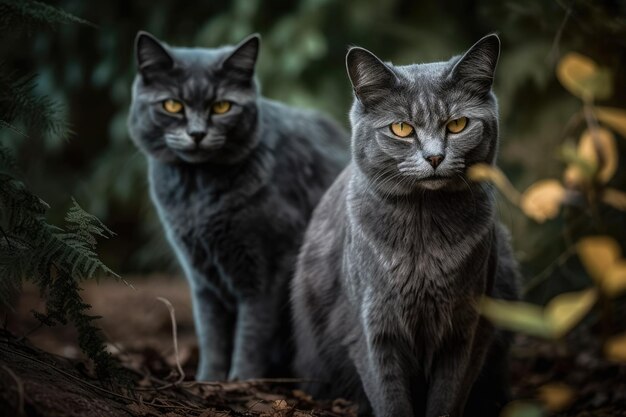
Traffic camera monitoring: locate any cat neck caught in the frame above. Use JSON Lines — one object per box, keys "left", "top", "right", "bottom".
{"left": 353, "top": 166, "right": 492, "bottom": 206}
{"left": 148, "top": 141, "right": 275, "bottom": 204}
{"left": 347, "top": 166, "right": 495, "bottom": 240}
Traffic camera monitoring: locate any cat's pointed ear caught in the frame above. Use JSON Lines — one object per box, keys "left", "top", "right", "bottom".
{"left": 222, "top": 34, "right": 260, "bottom": 81}
{"left": 450, "top": 34, "right": 500, "bottom": 94}
{"left": 346, "top": 47, "right": 397, "bottom": 106}
{"left": 135, "top": 31, "right": 174, "bottom": 79}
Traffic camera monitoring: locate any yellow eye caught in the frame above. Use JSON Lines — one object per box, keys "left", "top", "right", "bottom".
{"left": 212, "top": 101, "right": 232, "bottom": 115}
{"left": 446, "top": 117, "right": 468, "bottom": 134}
{"left": 163, "top": 99, "right": 183, "bottom": 114}
{"left": 390, "top": 122, "right": 414, "bottom": 138}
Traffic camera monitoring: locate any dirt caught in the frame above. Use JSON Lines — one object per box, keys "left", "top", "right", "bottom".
{"left": 1, "top": 277, "right": 625, "bottom": 416}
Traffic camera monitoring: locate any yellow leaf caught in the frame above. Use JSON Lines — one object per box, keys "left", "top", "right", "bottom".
{"left": 556, "top": 52, "right": 613, "bottom": 100}
{"left": 480, "top": 297, "right": 551, "bottom": 338}
{"left": 576, "top": 128, "right": 617, "bottom": 183}
{"left": 537, "top": 383, "right": 575, "bottom": 412}
{"left": 577, "top": 236, "right": 621, "bottom": 284}
{"left": 561, "top": 143, "right": 596, "bottom": 187}
{"left": 603, "top": 188, "right": 626, "bottom": 211}
{"left": 596, "top": 106, "right": 626, "bottom": 138}
{"left": 604, "top": 261, "right": 626, "bottom": 297}
{"left": 467, "top": 163, "right": 498, "bottom": 182}
{"left": 467, "top": 163, "right": 521, "bottom": 204}
{"left": 520, "top": 180, "right": 565, "bottom": 222}
{"left": 545, "top": 288, "right": 597, "bottom": 338}
{"left": 605, "top": 332, "right": 626, "bottom": 362}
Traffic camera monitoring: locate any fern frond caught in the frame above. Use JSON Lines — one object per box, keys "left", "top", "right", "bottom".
{"left": 45, "top": 271, "right": 116, "bottom": 378}
{"left": 0, "top": 66, "right": 70, "bottom": 140}
{"left": 0, "top": 0, "right": 123, "bottom": 381}
{"left": 66, "top": 198, "right": 116, "bottom": 246}
{"left": 0, "top": 120, "right": 27, "bottom": 137}
{"left": 0, "top": 0, "right": 95, "bottom": 35}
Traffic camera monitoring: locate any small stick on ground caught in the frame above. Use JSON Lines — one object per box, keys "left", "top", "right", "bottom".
{"left": 157, "top": 296, "right": 186, "bottom": 385}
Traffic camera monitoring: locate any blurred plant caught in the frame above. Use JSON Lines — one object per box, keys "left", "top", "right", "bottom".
{"left": 469, "top": 51, "right": 626, "bottom": 416}
{"left": 0, "top": 158, "right": 120, "bottom": 377}
{"left": 0, "top": 0, "right": 123, "bottom": 379}
{"left": 4, "top": 0, "right": 621, "bottom": 274}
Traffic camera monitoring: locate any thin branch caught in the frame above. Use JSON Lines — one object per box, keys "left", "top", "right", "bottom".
{"left": 0, "top": 343, "right": 132, "bottom": 402}
{"left": 16, "top": 321, "right": 44, "bottom": 342}
{"left": 179, "top": 377, "right": 325, "bottom": 393}
{"left": 523, "top": 245, "right": 577, "bottom": 295}
{"left": 0, "top": 225, "right": 12, "bottom": 249}
{"left": 548, "top": 1, "right": 573, "bottom": 65}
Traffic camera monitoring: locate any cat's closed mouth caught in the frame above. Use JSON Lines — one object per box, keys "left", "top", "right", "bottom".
{"left": 421, "top": 174, "right": 451, "bottom": 182}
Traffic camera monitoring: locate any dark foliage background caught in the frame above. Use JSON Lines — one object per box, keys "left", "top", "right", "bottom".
{"left": 2, "top": 0, "right": 625, "bottom": 304}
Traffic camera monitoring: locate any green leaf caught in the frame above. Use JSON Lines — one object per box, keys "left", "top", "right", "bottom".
{"left": 480, "top": 297, "right": 552, "bottom": 338}
{"left": 501, "top": 401, "right": 545, "bottom": 417}
{"left": 480, "top": 288, "right": 597, "bottom": 339}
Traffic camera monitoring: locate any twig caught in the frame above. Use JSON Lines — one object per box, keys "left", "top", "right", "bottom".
{"left": 0, "top": 343, "right": 133, "bottom": 402}
{"left": 522, "top": 208, "right": 601, "bottom": 295}
{"left": 183, "top": 377, "right": 321, "bottom": 388}
{"left": 147, "top": 396, "right": 206, "bottom": 413}
{"left": 1, "top": 364, "right": 24, "bottom": 415}
{"left": 0, "top": 343, "right": 212, "bottom": 412}
{"left": 0, "top": 225, "right": 12, "bottom": 249}
{"left": 523, "top": 245, "right": 577, "bottom": 295}
{"left": 547, "top": 1, "right": 573, "bottom": 65}
{"left": 559, "top": 110, "right": 585, "bottom": 142}
{"left": 156, "top": 297, "right": 185, "bottom": 385}
{"left": 17, "top": 322, "right": 44, "bottom": 342}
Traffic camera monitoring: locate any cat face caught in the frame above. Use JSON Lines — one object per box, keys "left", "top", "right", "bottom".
{"left": 128, "top": 32, "right": 260, "bottom": 164}
{"left": 346, "top": 35, "right": 500, "bottom": 193}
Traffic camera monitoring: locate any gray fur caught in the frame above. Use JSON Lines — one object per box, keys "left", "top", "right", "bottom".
{"left": 128, "top": 31, "right": 348, "bottom": 381}
{"left": 291, "top": 34, "right": 520, "bottom": 417}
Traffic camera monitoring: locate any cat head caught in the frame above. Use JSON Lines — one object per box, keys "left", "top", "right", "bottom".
{"left": 346, "top": 34, "right": 500, "bottom": 194}
{"left": 128, "top": 31, "right": 261, "bottom": 164}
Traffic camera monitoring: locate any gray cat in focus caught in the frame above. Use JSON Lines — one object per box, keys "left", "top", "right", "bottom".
{"left": 128, "top": 31, "right": 348, "bottom": 380}
{"left": 291, "top": 35, "right": 519, "bottom": 417}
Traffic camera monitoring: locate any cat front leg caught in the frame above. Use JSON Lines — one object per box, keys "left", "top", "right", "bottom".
{"left": 228, "top": 295, "right": 281, "bottom": 380}
{"left": 191, "top": 285, "right": 235, "bottom": 381}
{"left": 353, "top": 297, "right": 414, "bottom": 417}
{"left": 425, "top": 318, "right": 487, "bottom": 417}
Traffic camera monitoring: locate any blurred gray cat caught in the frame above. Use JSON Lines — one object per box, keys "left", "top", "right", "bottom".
{"left": 291, "top": 35, "right": 519, "bottom": 417}
{"left": 128, "top": 31, "right": 348, "bottom": 380}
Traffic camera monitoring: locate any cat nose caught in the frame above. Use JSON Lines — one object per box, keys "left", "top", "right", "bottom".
{"left": 425, "top": 154, "right": 445, "bottom": 169}
{"left": 188, "top": 131, "right": 206, "bottom": 144}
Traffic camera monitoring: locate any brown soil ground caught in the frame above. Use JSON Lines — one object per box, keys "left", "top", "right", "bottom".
{"left": 1, "top": 277, "right": 625, "bottom": 416}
